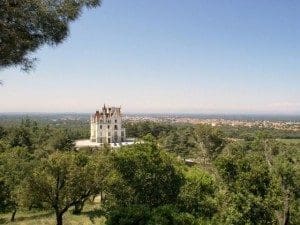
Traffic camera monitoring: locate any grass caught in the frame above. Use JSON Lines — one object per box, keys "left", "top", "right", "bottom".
{"left": 277, "top": 138, "right": 300, "bottom": 144}
{"left": 0, "top": 203, "right": 106, "bottom": 225}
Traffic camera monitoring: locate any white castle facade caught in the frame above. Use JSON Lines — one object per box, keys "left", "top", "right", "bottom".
{"left": 90, "top": 105, "right": 126, "bottom": 143}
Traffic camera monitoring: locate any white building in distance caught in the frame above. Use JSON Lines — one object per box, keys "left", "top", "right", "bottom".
{"left": 90, "top": 105, "right": 126, "bottom": 143}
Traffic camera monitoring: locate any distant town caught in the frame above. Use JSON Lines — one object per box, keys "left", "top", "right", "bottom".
{"left": 0, "top": 113, "right": 299, "bottom": 131}
{"left": 125, "top": 114, "right": 300, "bottom": 131}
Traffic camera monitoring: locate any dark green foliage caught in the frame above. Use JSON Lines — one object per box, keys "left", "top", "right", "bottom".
{"left": 105, "top": 143, "right": 219, "bottom": 225}
{"left": 0, "top": 117, "right": 299, "bottom": 225}
{"left": 160, "top": 124, "right": 226, "bottom": 160}
{"left": 162, "top": 127, "right": 198, "bottom": 158}
{"left": 0, "top": 147, "right": 36, "bottom": 220}
{"left": 106, "top": 205, "right": 198, "bottom": 225}
{"left": 106, "top": 205, "right": 151, "bottom": 225}
{"left": 0, "top": 126, "right": 7, "bottom": 139}
{"left": 0, "top": 179, "right": 12, "bottom": 212}
{"left": 26, "top": 151, "right": 108, "bottom": 225}
{"left": 124, "top": 121, "right": 175, "bottom": 139}
{"left": 0, "top": 0, "right": 101, "bottom": 71}
{"left": 148, "top": 205, "right": 197, "bottom": 225}
{"left": 219, "top": 125, "right": 300, "bottom": 140}
{"left": 108, "top": 144, "right": 184, "bottom": 208}
{"left": 195, "top": 125, "right": 226, "bottom": 159}
{"left": 177, "top": 167, "right": 217, "bottom": 218}
{"left": 273, "top": 144, "right": 300, "bottom": 225}
{"left": 9, "top": 126, "right": 33, "bottom": 150}
{"left": 215, "top": 141, "right": 281, "bottom": 225}
{"left": 49, "top": 129, "right": 75, "bottom": 151}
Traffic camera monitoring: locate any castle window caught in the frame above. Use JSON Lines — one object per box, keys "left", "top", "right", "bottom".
{"left": 115, "top": 119, "right": 117, "bottom": 123}
{"left": 114, "top": 125, "right": 118, "bottom": 130}
{"left": 100, "top": 125, "right": 102, "bottom": 129}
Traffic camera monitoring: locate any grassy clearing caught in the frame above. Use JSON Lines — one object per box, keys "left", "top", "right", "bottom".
{"left": 0, "top": 203, "right": 106, "bottom": 225}
{"left": 277, "top": 138, "right": 300, "bottom": 144}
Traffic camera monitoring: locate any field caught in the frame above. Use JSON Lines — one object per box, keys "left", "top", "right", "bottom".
{"left": 0, "top": 203, "right": 105, "bottom": 225}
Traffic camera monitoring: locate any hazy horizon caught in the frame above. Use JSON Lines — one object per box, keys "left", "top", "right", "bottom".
{"left": 1, "top": 1, "right": 299, "bottom": 114}
{"left": 0, "top": 110, "right": 299, "bottom": 116}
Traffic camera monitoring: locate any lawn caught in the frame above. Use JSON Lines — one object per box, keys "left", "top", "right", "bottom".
{"left": 0, "top": 203, "right": 106, "bottom": 225}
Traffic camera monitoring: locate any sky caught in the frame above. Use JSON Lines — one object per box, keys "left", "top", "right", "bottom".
{"left": 1, "top": 0, "right": 300, "bottom": 114}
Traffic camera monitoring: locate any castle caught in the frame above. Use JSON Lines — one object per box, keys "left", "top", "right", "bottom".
{"left": 90, "top": 105, "right": 126, "bottom": 143}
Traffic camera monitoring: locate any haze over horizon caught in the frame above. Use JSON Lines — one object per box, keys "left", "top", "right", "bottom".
{"left": 1, "top": 1, "right": 300, "bottom": 115}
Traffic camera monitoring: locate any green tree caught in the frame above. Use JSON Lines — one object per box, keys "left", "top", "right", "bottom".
{"left": 106, "top": 144, "right": 184, "bottom": 208}
{"left": 27, "top": 151, "right": 106, "bottom": 225}
{"left": 216, "top": 142, "right": 280, "bottom": 225}
{"left": 73, "top": 151, "right": 111, "bottom": 214}
{"left": 9, "top": 126, "right": 34, "bottom": 150}
{"left": 162, "top": 128, "right": 198, "bottom": 159}
{"left": 106, "top": 205, "right": 151, "bottom": 225}
{"left": 0, "top": 0, "right": 101, "bottom": 71}
{"left": 0, "top": 147, "right": 35, "bottom": 221}
{"left": 177, "top": 167, "right": 217, "bottom": 218}
{"left": 148, "top": 205, "right": 197, "bottom": 225}
{"left": 49, "top": 129, "right": 75, "bottom": 151}
{"left": 0, "top": 126, "right": 7, "bottom": 139}
{"left": 0, "top": 179, "right": 12, "bottom": 212}
{"left": 273, "top": 144, "right": 300, "bottom": 225}
{"left": 195, "top": 125, "right": 226, "bottom": 159}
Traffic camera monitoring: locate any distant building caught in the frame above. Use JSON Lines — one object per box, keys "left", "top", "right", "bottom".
{"left": 90, "top": 105, "right": 126, "bottom": 143}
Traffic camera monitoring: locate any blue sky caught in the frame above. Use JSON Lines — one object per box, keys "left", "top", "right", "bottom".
{"left": 1, "top": 0, "right": 300, "bottom": 114}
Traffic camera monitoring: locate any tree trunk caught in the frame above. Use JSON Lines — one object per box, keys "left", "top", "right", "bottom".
{"left": 73, "top": 200, "right": 85, "bottom": 215}
{"left": 10, "top": 209, "right": 17, "bottom": 222}
{"left": 283, "top": 209, "right": 290, "bottom": 225}
{"left": 100, "top": 191, "right": 103, "bottom": 203}
{"left": 281, "top": 190, "right": 291, "bottom": 225}
{"left": 56, "top": 212, "right": 63, "bottom": 225}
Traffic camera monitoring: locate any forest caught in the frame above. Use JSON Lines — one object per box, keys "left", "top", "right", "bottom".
{"left": 0, "top": 117, "right": 299, "bottom": 225}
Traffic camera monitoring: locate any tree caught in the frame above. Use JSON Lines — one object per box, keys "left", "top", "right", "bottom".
{"left": 215, "top": 142, "right": 280, "bottom": 225}
{"left": 148, "top": 205, "right": 197, "bottom": 225}
{"left": 273, "top": 144, "right": 300, "bottom": 225}
{"left": 0, "top": 179, "right": 12, "bottom": 213}
{"left": 177, "top": 167, "right": 217, "bottom": 219}
{"left": 27, "top": 151, "right": 106, "bottom": 225}
{"left": 0, "top": 0, "right": 101, "bottom": 71}
{"left": 73, "top": 151, "right": 111, "bottom": 214}
{"left": 106, "top": 143, "right": 184, "bottom": 208}
{"left": 161, "top": 127, "right": 198, "bottom": 159}
{"left": 9, "top": 126, "right": 34, "bottom": 150}
{"left": 106, "top": 205, "right": 151, "bottom": 225}
{"left": 0, "top": 126, "right": 7, "bottom": 139}
{"left": 195, "top": 125, "right": 226, "bottom": 159}
{"left": 49, "top": 130, "right": 75, "bottom": 151}
{"left": 0, "top": 147, "right": 35, "bottom": 221}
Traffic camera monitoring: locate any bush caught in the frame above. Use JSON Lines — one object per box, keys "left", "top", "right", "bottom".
{"left": 106, "top": 205, "right": 151, "bottom": 225}
{"left": 148, "top": 205, "right": 197, "bottom": 225}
